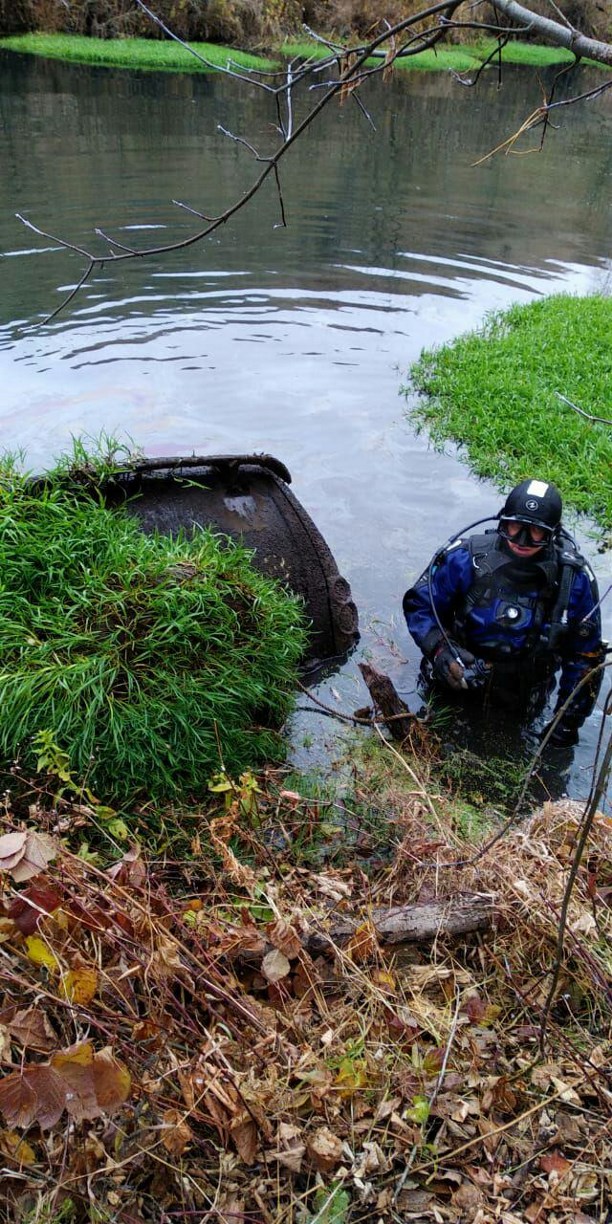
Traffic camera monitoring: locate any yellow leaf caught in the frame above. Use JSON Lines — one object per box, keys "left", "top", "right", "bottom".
{"left": 25, "top": 936, "right": 59, "bottom": 973}
{"left": 372, "top": 968, "right": 396, "bottom": 991}
{"left": 62, "top": 965, "right": 98, "bottom": 1006}
{"left": 52, "top": 1040, "right": 94, "bottom": 1070}
{"left": 0, "top": 1128, "right": 37, "bottom": 1165}
{"left": 334, "top": 1058, "right": 369, "bottom": 1098}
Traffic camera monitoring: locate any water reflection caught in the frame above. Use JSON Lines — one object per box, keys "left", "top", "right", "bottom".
{"left": 0, "top": 50, "right": 610, "bottom": 807}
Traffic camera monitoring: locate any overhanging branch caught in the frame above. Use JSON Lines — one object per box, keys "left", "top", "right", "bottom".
{"left": 14, "top": 0, "right": 612, "bottom": 320}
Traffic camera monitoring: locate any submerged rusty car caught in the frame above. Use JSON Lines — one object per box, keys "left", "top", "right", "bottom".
{"left": 92, "top": 453, "right": 359, "bottom": 672}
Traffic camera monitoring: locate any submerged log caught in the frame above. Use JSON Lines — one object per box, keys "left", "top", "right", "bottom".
{"left": 358, "top": 662, "right": 413, "bottom": 741}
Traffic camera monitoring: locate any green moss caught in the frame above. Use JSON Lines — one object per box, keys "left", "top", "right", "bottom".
{"left": 0, "top": 32, "right": 278, "bottom": 72}
{"left": 0, "top": 442, "right": 306, "bottom": 804}
{"left": 406, "top": 293, "right": 612, "bottom": 532}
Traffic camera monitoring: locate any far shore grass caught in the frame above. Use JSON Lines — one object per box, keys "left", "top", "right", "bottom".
{"left": 406, "top": 293, "right": 612, "bottom": 534}
{"left": 0, "top": 32, "right": 279, "bottom": 73}
{"left": 0, "top": 31, "right": 603, "bottom": 75}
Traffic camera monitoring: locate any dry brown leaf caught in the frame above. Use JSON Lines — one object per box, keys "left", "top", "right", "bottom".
{"left": 0, "top": 830, "right": 27, "bottom": 870}
{"left": 51, "top": 1041, "right": 98, "bottom": 1121}
{"left": 451, "top": 1181, "right": 483, "bottom": 1213}
{"left": 0, "top": 917, "right": 15, "bottom": 944}
{"left": 216, "top": 1195, "right": 246, "bottom": 1224}
{"left": 261, "top": 948, "right": 291, "bottom": 983}
{"left": 550, "top": 1075, "right": 582, "bottom": 1106}
{"left": 0, "top": 1026, "right": 12, "bottom": 1065}
{"left": 161, "top": 1108, "right": 193, "bottom": 1158}
{"left": 346, "top": 920, "right": 379, "bottom": 963}
{"left": 9, "top": 883, "right": 63, "bottom": 935}
{"left": 477, "top": 1115, "right": 501, "bottom": 1154}
{"left": 6, "top": 1007, "right": 56, "bottom": 1053}
{"left": 0, "top": 1072, "right": 38, "bottom": 1129}
{"left": 47, "top": 1041, "right": 130, "bottom": 1121}
{"left": 540, "top": 1149, "right": 572, "bottom": 1177}
{"left": 267, "top": 1121, "right": 306, "bottom": 1173}
{"left": 11, "top": 832, "right": 58, "bottom": 883}
{"left": 149, "top": 936, "right": 186, "bottom": 981}
{"left": 267, "top": 919, "right": 302, "bottom": 960}
{"left": 219, "top": 924, "right": 267, "bottom": 959}
{"left": 271, "top": 1143, "right": 305, "bottom": 1173}
{"left": 307, "top": 1125, "right": 344, "bottom": 1172}
{"left": 106, "top": 845, "right": 146, "bottom": 888}
{"left": 0, "top": 1064, "right": 66, "bottom": 1130}
{"left": 231, "top": 1117, "right": 258, "bottom": 1164}
{"left": 92, "top": 1047, "right": 131, "bottom": 1113}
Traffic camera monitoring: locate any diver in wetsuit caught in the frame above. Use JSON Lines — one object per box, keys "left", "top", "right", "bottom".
{"left": 403, "top": 479, "right": 604, "bottom": 747}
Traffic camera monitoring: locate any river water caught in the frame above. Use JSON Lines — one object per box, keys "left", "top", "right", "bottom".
{"left": 1, "top": 50, "right": 611, "bottom": 807}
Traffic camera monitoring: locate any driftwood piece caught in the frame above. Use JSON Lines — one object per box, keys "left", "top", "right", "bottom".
{"left": 358, "top": 662, "right": 413, "bottom": 740}
{"left": 306, "top": 893, "right": 494, "bottom": 952}
{"left": 231, "top": 894, "right": 494, "bottom": 966}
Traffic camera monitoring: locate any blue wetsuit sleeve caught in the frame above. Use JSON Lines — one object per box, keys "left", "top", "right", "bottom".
{"left": 555, "top": 568, "right": 603, "bottom": 726}
{"left": 403, "top": 545, "right": 473, "bottom": 658}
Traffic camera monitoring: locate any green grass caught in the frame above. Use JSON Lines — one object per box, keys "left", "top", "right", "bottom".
{"left": 1, "top": 32, "right": 602, "bottom": 76}
{"left": 282, "top": 38, "right": 481, "bottom": 72}
{"left": 471, "top": 37, "right": 602, "bottom": 69}
{"left": 0, "top": 33, "right": 278, "bottom": 73}
{"left": 406, "top": 293, "right": 612, "bottom": 532}
{"left": 0, "top": 442, "right": 307, "bottom": 804}
{"left": 281, "top": 35, "right": 604, "bottom": 72}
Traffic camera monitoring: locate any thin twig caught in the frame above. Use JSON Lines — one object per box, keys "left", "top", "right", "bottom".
{"left": 539, "top": 697, "right": 612, "bottom": 1052}
{"left": 134, "top": 0, "right": 276, "bottom": 91}
{"left": 555, "top": 391, "right": 612, "bottom": 427}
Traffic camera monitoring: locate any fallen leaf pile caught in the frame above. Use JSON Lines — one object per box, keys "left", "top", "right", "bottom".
{"left": 0, "top": 784, "right": 610, "bottom": 1223}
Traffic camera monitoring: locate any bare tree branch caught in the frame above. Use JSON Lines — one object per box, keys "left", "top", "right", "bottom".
{"left": 15, "top": 0, "right": 612, "bottom": 319}
{"left": 539, "top": 691, "right": 612, "bottom": 1051}
{"left": 490, "top": 0, "right": 612, "bottom": 66}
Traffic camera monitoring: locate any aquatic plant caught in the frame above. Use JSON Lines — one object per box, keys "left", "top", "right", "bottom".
{"left": 0, "top": 446, "right": 307, "bottom": 803}
{"left": 407, "top": 293, "right": 612, "bottom": 532}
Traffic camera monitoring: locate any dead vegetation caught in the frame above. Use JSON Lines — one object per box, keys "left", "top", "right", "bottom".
{"left": 0, "top": 749, "right": 610, "bottom": 1223}
{"left": 1, "top": 1, "right": 609, "bottom": 46}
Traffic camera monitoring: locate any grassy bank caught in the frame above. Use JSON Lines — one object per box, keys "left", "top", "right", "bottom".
{"left": 0, "top": 444, "right": 306, "bottom": 806}
{"left": 406, "top": 293, "right": 612, "bottom": 533}
{"left": 283, "top": 34, "right": 604, "bottom": 70}
{"left": 0, "top": 31, "right": 277, "bottom": 71}
{"left": 1, "top": 30, "right": 605, "bottom": 73}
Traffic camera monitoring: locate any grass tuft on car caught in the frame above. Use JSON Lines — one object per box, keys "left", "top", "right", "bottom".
{"left": 0, "top": 448, "right": 307, "bottom": 803}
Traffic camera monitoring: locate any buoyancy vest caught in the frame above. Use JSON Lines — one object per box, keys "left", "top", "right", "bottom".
{"left": 453, "top": 531, "right": 587, "bottom": 663}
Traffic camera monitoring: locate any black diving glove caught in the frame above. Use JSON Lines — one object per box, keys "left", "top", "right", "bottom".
{"left": 540, "top": 718, "right": 580, "bottom": 749}
{"left": 431, "top": 642, "right": 475, "bottom": 692}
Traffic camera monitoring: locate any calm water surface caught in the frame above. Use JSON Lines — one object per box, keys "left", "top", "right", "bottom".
{"left": 1, "top": 51, "right": 611, "bottom": 805}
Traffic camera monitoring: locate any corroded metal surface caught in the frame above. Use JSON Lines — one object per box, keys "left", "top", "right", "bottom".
{"left": 103, "top": 455, "right": 359, "bottom": 670}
